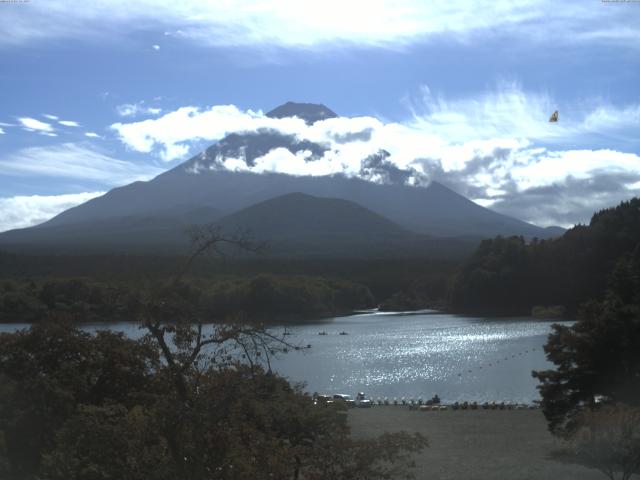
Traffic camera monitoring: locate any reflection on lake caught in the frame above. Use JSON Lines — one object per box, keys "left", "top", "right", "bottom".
{"left": 0, "top": 311, "right": 568, "bottom": 403}
{"left": 271, "top": 311, "right": 567, "bottom": 403}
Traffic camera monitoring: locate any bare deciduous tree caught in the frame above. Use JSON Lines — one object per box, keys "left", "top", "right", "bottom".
{"left": 139, "top": 227, "right": 301, "bottom": 473}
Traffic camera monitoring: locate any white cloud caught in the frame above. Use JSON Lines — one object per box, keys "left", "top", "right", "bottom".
{"left": 152, "top": 44, "right": 160, "bottom": 50}
{"left": 0, "top": 192, "right": 104, "bottom": 233}
{"left": 408, "top": 83, "right": 640, "bottom": 147}
{"left": 59, "top": 120, "right": 80, "bottom": 127}
{"left": 111, "top": 104, "right": 302, "bottom": 161}
{"left": 85, "top": 132, "right": 101, "bottom": 138}
{"left": 18, "top": 117, "right": 54, "bottom": 133}
{"left": 0, "top": 1, "right": 637, "bottom": 50}
{"left": 110, "top": 85, "right": 640, "bottom": 170}
{"left": 0, "top": 127, "right": 4, "bottom": 135}
{"left": 508, "top": 149, "right": 640, "bottom": 191}
{"left": 0, "top": 143, "right": 163, "bottom": 185}
{"left": 110, "top": 85, "right": 640, "bottom": 226}
{"left": 43, "top": 114, "right": 59, "bottom": 120}
{"left": 116, "top": 102, "right": 163, "bottom": 118}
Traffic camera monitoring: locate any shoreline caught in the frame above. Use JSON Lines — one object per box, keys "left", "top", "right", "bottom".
{"left": 0, "top": 306, "right": 570, "bottom": 325}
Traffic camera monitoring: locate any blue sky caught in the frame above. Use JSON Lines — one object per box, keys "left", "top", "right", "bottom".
{"left": 1, "top": 0, "right": 639, "bottom": 231}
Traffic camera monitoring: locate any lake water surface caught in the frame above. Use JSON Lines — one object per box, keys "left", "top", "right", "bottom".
{"left": 0, "top": 311, "right": 569, "bottom": 404}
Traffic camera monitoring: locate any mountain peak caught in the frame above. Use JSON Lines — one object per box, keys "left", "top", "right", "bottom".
{"left": 266, "top": 101, "right": 337, "bottom": 124}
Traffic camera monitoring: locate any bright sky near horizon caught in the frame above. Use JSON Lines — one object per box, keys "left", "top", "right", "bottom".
{"left": 1, "top": 0, "right": 639, "bottom": 232}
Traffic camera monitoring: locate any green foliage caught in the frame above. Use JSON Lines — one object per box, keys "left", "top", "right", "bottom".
{"left": 0, "top": 252, "right": 459, "bottom": 311}
{"left": 449, "top": 235, "right": 530, "bottom": 314}
{"left": 0, "top": 278, "right": 138, "bottom": 323}
{"left": 0, "top": 322, "right": 426, "bottom": 479}
{"left": 42, "top": 404, "right": 170, "bottom": 480}
{"left": 0, "top": 322, "right": 158, "bottom": 478}
{"left": 450, "top": 198, "right": 640, "bottom": 316}
{"left": 0, "top": 274, "right": 375, "bottom": 324}
{"left": 378, "top": 291, "right": 425, "bottom": 311}
{"left": 533, "top": 246, "right": 640, "bottom": 436}
{"left": 533, "top": 299, "right": 640, "bottom": 435}
{"left": 531, "top": 305, "right": 566, "bottom": 319}
{"left": 202, "top": 274, "right": 374, "bottom": 321}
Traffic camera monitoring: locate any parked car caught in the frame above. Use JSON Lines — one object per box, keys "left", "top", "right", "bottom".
{"left": 355, "top": 392, "right": 372, "bottom": 408}
{"left": 333, "top": 394, "right": 355, "bottom": 406}
{"left": 313, "top": 394, "right": 333, "bottom": 405}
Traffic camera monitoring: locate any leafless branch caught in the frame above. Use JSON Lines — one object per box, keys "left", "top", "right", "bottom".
{"left": 176, "top": 224, "right": 266, "bottom": 283}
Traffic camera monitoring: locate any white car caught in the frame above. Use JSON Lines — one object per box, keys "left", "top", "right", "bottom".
{"left": 355, "top": 392, "right": 372, "bottom": 408}
{"left": 333, "top": 394, "right": 355, "bottom": 406}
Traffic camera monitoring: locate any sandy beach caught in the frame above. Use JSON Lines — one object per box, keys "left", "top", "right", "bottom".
{"left": 348, "top": 407, "right": 624, "bottom": 480}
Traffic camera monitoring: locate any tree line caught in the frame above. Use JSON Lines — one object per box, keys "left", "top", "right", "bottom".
{"left": 449, "top": 198, "right": 640, "bottom": 317}
{"left": 0, "top": 274, "right": 375, "bottom": 324}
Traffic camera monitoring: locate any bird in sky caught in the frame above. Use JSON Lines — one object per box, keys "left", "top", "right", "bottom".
{"left": 549, "top": 110, "right": 559, "bottom": 122}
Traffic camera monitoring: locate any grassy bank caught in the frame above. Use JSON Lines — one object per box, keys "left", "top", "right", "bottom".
{"left": 348, "top": 408, "right": 608, "bottom": 480}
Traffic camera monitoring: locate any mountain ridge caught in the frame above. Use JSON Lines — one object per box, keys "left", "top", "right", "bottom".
{"left": 0, "top": 102, "right": 565, "bottom": 255}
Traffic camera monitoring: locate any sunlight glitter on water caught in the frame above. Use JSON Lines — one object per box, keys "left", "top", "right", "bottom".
{"left": 270, "top": 312, "right": 569, "bottom": 403}
{"left": 0, "top": 312, "right": 568, "bottom": 403}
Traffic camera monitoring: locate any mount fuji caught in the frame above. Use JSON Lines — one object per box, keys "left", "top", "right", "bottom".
{"left": 0, "top": 102, "right": 562, "bottom": 256}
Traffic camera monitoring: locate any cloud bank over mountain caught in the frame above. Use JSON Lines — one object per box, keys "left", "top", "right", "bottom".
{"left": 3, "top": 85, "right": 638, "bottom": 233}
{"left": 110, "top": 85, "right": 640, "bottom": 227}
{"left": 1, "top": 0, "right": 638, "bottom": 234}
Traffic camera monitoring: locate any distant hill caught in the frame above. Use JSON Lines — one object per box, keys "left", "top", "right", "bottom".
{"left": 34, "top": 168, "right": 557, "bottom": 238}
{"left": 218, "top": 192, "right": 408, "bottom": 240}
{"left": 0, "top": 102, "right": 563, "bottom": 256}
{"left": 215, "top": 192, "right": 443, "bottom": 257}
{"left": 0, "top": 192, "right": 477, "bottom": 258}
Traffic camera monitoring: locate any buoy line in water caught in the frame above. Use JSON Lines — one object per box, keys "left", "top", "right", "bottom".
{"left": 455, "top": 347, "right": 538, "bottom": 379}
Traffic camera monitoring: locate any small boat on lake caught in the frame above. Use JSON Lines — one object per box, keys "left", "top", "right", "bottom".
{"left": 318, "top": 331, "right": 328, "bottom": 335}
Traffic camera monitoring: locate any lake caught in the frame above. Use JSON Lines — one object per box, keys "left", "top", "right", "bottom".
{"left": 0, "top": 311, "right": 568, "bottom": 404}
